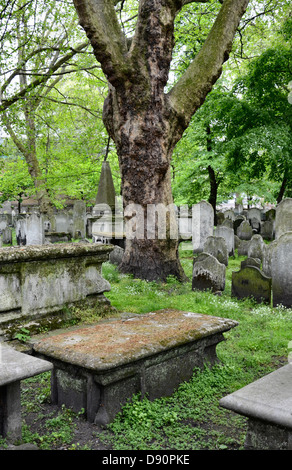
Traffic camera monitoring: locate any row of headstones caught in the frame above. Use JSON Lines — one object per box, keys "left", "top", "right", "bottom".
{"left": 192, "top": 198, "right": 292, "bottom": 308}
{"left": 0, "top": 201, "right": 88, "bottom": 246}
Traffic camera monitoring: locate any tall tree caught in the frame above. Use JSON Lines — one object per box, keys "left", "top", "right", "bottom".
{"left": 0, "top": 0, "right": 89, "bottom": 216}
{"left": 72, "top": 0, "right": 250, "bottom": 281}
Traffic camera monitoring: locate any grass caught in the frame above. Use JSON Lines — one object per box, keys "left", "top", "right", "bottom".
{"left": 2, "top": 242, "right": 292, "bottom": 450}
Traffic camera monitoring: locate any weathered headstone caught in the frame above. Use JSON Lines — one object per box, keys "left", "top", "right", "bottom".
{"left": 55, "top": 211, "right": 70, "bottom": 233}
{"left": 26, "top": 213, "right": 45, "bottom": 245}
{"left": 216, "top": 212, "right": 225, "bottom": 226}
{"left": 192, "top": 253, "right": 225, "bottom": 292}
{"left": 73, "top": 201, "right": 86, "bottom": 239}
{"left": 16, "top": 217, "right": 27, "bottom": 246}
{"left": 192, "top": 201, "right": 214, "bottom": 253}
{"left": 234, "top": 215, "right": 245, "bottom": 235}
{"left": 2, "top": 227, "right": 12, "bottom": 245}
{"left": 261, "top": 220, "right": 274, "bottom": 241}
{"left": 237, "top": 239, "right": 251, "bottom": 256}
{"left": 0, "top": 215, "right": 8, "bottom": 232}
{"left": 222, "top": 218, "right": 233, "bottom": 229}
{"left": 203, "top": 236, "right": 228, "bottom": 266}
{"left": 274, "top": 198, "right": 292, "bottom": 239}
{"left": 232, "top": 266, "right": 272, "bottom": 304}
{"left": 247, "top": 234, "right": 265, "bottom": 262}
{"left": 214, "top": 225, "right": 234, "bottom": 256}
{"left": 224, "top": 209, "right": 235, "bottom": 221}
{"left": 248, "top": 208, "right": 262, "bottom": 224}
{"left": 271, "top": 232, "right": 292, "bottom": 308}
{"left": 109, "top": 245, "right": 124, "bottom": 265}
{"left": 237, "top": 220, "right": 253, "bottom": 241}
{"left": 241, "top": 257, "right": 261, "bottom": 269}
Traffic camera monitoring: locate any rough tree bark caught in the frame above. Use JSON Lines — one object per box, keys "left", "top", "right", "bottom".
{"left": 73, "top": 0, "right": 250, "bottom": 281}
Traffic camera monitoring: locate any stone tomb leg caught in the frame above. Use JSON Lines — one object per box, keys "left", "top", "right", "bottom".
{"left": 0, "top": 344, "right": 53, "bottom": 441}
{"left": 32, "top": 309, "right": 238, "bottom": 426}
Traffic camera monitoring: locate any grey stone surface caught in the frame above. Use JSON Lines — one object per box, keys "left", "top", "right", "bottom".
{"left": 26, "top": 213, "right": 45, "bottom": 246}
{"left": 220, "top": 363, "right": 292, "bottom": 449}
{"left": 109, "top": 245, "right": 124, "bottom": 265}
{"left": 192, "top": 253, "right": 226, "bottom": 292}
{"left": 232, "top": 266, "right": 272, "bottom": 304}
{"left": 0, "top": 344, "right": 52, "bottom": 440}
{"left": 0, "top": 243, "right": 113, "bottom": 329}
{"left": 247, "top": 234, "right": 265, "bottom": 262}
{"left": 33, "top": 309, "right": 238, "bottom": 425}
{"left": 275, "top": 198, "right": 292, "bottom": 239}
{"left": 237, "top": 220, "right": 253, "bottom": 241}
{"left": 203, "top": 235, "right": 228, "bottom": 266}
{"left": 214, "top": 226, "right": 234, "bottom": 256}
{"left": 271, "top": 231, "right": 292, "bottom": 308}
{"left": 73, "top": 201, "right": 86, "bottom": 239}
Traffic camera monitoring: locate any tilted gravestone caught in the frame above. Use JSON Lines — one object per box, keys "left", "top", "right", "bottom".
{"left": 274, "top": 198, "right": 292, "bottom": 240}
{"left": 192, "top": 253, "right": 226, "bottom": 292}
{"left": 271, "top": 231, "right": 292, "bottom": 308}
{"left": 203, "top": 235, "right": 228, "bottom": 266}
{"left": 237, "top": 220, "right": 253, "bottom": 241}
{"left": 214, "top": 225, "right": 234, "bottom": 256}
{"left": 247, "top": 234, "right": 265, "bottom": 262}
{"left": 232, "top": 266, "right": 272, "bottom": 304}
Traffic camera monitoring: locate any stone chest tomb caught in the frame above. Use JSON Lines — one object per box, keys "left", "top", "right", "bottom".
{"left": 32, "top": 309, "right": 238, "bottom": 426}
{"left": 0, "top": 243, "right": 113, "bottom": 333}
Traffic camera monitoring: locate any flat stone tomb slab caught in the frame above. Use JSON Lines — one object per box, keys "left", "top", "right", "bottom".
{"left": 0, "top": 344, "right": 53, "bottom": 440}
{"left": 33, "top": 309, "right": 238, "bottom": 426}
{"left": 220, "top": 363, "right": 292, "bottom": 449}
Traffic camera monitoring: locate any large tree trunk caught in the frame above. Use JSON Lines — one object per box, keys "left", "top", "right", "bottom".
{"left": 73, "top": 0, "right": 250, "bottom": 281}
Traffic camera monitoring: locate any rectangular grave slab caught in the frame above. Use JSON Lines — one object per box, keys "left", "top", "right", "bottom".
{"left": 32, "top": 309, "right": 238, "bottom": 426}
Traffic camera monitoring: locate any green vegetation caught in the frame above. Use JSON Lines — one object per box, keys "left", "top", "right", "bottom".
{"left": 2, "top": 246, "right": 290, "bottom": 451}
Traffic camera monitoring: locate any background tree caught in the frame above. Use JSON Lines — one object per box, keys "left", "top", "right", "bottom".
{"left": 0, "top": 0, "right": 90, "bottom": 216}
{"left": 72, "top": 0, "right": 251, "bottom": 281}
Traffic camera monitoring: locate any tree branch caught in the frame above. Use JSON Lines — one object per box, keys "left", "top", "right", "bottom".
{"left": 0, "top": 41, "right": 89, "bottom": 112}
{"left": 72, "top": 0, "right": 130, "bottom": 86}
{"left": 167, "top": 0, "right": 250, "bottom": 128}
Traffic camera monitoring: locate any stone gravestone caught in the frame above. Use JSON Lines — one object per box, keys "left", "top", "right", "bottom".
{"left": 192, "top": 253, "right": 226, "bottom": 292}
{"left": 214, "top": 225, "right": 234, "bottom": 256}
{"left": 26, "top": 213, "right": 45, "bottom": 246}
{"left": 237, "top": 220, "right": 253, "bottom": 241}
{"left": 274, "top": 198, "right": 292, "bottom": 240}
{"left": 55, "top": 211, "right": 70, "bottom": 233}
{"left": 241, "top": 257, "right": 261, "bottom": 269}
{"left": 73, "top": 201, "right": 86, "bottom": 239}
{"left": 222, "top": 218, "right": 233, "bottom": 229}
{"left": 233, "top": 215, "right": 245, "bottom": 235}
{"left": 2, "top": 227, "right": 12, "bottom": 245}
{"left": 247, "top": 234, "right": 265, "bottom": 262}
{"left": 237, "top": 239, "right": 251, "bottom": 256}
{"left": 261, "top": 220, "right": 274, "bottom": 241}
{"left": 271, "top": 232, "right": 292, "bottom": 308}
{"left": 192, "top": 201, "right": 214, "bottom": 253}
{"left": 203, "top": 236, "right": 228, "bottom": 266}
{"left": 248, "top": 208, "right": 262, "bottom": 224}
{"left": 232, "top": 266, "right": 272, "bottom": 304}
{"left": 0, "top": 215, "right": 8, "bottom": 232}
{"left": 16, "top": 217, "right": 27, "bottom": 246}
